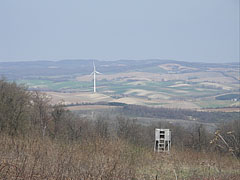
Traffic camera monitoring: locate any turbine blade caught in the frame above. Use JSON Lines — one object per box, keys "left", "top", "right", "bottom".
{"left": 95, "top": 71, "right": 102, "bottom": 74}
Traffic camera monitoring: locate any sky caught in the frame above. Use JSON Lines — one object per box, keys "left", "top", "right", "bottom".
{"left": 0, "top": 0, "right": 239, "bottom": 63}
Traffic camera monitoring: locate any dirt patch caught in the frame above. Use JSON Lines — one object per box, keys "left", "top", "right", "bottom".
{"left": 169, "top": 83, "right": 191, "bottom": 87}
{"left": 159, "top": 63, "right": 197, "bottom": 71}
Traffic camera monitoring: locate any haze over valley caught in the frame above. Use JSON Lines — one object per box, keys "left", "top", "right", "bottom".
{"left": 1, "top": 59, "right": 239, "bottom": 110}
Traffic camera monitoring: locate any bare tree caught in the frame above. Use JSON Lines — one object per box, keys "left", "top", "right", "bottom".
{"left": 0, "top": 78, "right": 30, "bottom": 136}
{"left": 30, "top": 91, "right": 51, "bottom": 137}
{"left": 211, "top": 120, "right": 240, "bottom": 159}
{"left": 95, "top": 115, "right": 109, "bottom": 138}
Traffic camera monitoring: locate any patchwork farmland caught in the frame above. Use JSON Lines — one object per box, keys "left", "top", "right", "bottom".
{"left": 1, "top": 59, "right": 239, "bottom": 110}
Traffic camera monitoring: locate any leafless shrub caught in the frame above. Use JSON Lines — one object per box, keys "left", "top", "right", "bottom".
{"left": 210, "top": 120, "right": 240, "bottom": 160}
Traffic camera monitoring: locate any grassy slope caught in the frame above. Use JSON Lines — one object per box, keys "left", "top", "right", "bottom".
{"left": 0, "top": 134, "right": 239, "bottom": 180}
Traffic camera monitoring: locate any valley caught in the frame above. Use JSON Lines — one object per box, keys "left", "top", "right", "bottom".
{"left": 1, "top": 59, "right": 237, "bottom": 110}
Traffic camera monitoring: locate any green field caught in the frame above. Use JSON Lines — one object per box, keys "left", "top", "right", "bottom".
{"left": 195, "top": 100, "right": 236, "bottom": 108}
{"left": 18, "top": 79, "right": 92, "bottom": 91}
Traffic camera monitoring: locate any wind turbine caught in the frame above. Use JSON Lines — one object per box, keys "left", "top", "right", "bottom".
{"left": 90, "top": 62, "right": 102, "bottom": 93}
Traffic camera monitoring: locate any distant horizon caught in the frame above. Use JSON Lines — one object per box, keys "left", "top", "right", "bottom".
{"left": 0, "top": 58, "right": 238, "bottom": 64}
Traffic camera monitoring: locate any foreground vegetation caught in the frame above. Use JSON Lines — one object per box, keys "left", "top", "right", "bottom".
{"left": 0, "top": 78, "right": 239, "bottom": 179}
{"left": 1, "top": 135, "right": 239, "bottom": 180}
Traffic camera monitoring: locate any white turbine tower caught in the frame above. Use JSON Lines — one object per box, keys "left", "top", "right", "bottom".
{"left": 90, "top": 62, "right": 102, "bottom": 93}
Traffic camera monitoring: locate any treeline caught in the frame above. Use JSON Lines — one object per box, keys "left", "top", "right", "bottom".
{"left": 65, "top": 101, "right": 127, "bottom": 107}
{"left": 119, "top": 105, "right": 239, "bottom": 123}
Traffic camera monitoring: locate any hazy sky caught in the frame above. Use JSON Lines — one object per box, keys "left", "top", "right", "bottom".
{"left": 0, "top": 0, "right": 239, "bottom": 63}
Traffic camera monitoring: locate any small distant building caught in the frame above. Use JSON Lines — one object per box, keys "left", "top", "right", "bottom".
{"left": 154, "top": 129, "right": 171, "bottom": 152}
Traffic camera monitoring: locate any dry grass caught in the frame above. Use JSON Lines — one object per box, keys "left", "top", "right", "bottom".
{"left": 46, "top": 92, "right": 114, "bottom": 105}
{"left": 0, "top": 135, "right": 139, "bottom": 180}
{"left": 0, "top": 134, "right": 239, "bottom": 180}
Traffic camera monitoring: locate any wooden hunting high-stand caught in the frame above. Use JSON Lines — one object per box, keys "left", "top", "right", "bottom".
{"left": 154, "top": 129, "right": 171, "bottom": 152}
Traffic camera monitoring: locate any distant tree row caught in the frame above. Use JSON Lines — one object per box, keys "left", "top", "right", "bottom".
{"left": 118, "top": 105, "right": 239, "bottom": 123}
